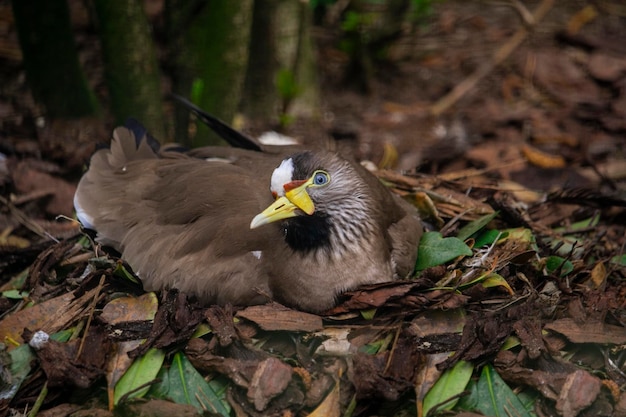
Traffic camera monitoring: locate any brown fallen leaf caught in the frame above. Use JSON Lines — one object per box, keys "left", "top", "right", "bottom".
{"left": 566, "top": 4, "right": 598, "bottom": 35}
{"left": 102, "top": 293, "right": 159, "bottom": 411}
{"left": 106, "top": 340, "right": 144, "bottom": 411}
{"left": 35, "top": 403, "right": 84, "bottom": 417}
{"left": 415, "top": 352, "right": 450, "bottom": 414}
{"left": 544, "top": 318, "right": 626, "bottom": 344}
{"left": 0, "top": 287, "right": 100, "bottom": 346}
{"left": 588, "top": 51, "right": 626, "bottom": 82}
{"left": 0, "top": 227, "right": 30, "bottom": 248}
{"left": 307, "top": 377, "right": 340, "bottom": 417}
{"left": 236, "top": 303, "right": 323, "bottom": 332}
{"left": 587, "top": 261, "right": 607, "bottom": 289}
{"left": 100, "top": 292, "right": 158, "bottom": 325}
{"left": 116, "top": 399, "right": 198, "bottom": 417}
{"left": 521, "top": 144, "right": 566, "bottom": 169}
{"left": 10, "top": 160, "right": 77, "bottom": 217}
{"left": 326, "top": 282, "right": 417, "bottom": 314}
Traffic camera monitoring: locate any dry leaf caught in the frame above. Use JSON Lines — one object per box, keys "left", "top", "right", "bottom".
{"left": 236, "top": 303, "right": 323, "bottom": 332}
{"left": 544, "top": 318, "right": 626, "bottom": 344}
{"left": 587, "top": 261, "right": 607, "bottom": 289}
{"left": 0, "top": 288, "right": 99, "bottom": 346}
{"left": 100, "top": 293, "right": 159, "bottom": 325}
{"left": 566, "top": 5, "right": 598, "bottom": 35}
{"left": 307, "top": 378, "right": 340, "bottom": 417}
{"left": 521, "top": 144, "right": 566, "bottom": 169}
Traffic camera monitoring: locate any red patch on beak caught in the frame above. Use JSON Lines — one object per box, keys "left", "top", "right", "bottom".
{"left": 283, "top": 179, "right": 307, "bottom": 192}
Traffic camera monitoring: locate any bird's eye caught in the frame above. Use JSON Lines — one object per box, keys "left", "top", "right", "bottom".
{"left": 312, "top": 171, "right": 330, "bottom": 186}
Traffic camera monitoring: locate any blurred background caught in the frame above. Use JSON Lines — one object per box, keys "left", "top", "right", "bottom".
{"left": 0, "top": 0, "right": 625, "bottom": 208}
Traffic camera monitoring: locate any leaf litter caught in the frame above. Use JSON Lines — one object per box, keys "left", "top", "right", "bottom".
{"left": 0, "top": 1, "right": 625, "bottom": 417}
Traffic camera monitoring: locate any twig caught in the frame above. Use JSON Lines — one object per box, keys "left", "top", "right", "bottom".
{"left": 75, "top": 274, "right": 107, "bottom": 360}
{"left": 0, "top": 195, "right": 58, "bottom": 242}
{"left": 383, "top": 324, "right": 403, "bottom": 374}
{"left": 430, "top": 0, "right": 555, "bottom": 116}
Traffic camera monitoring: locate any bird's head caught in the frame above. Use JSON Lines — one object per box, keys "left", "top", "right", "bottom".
{"left": 250, "top": 151, "right": 373, "bottom": 251}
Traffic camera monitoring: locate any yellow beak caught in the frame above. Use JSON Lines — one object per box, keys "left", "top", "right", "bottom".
{"left": 250, "top": 177, "right": 315, "bottom": 229}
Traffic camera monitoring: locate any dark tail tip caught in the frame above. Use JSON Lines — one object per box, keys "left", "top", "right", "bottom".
{"left": 124, "top": 118, "right": 161, "bottom": 153}
{"left": 169, "top": 93, "right": 263, "bottom": 152}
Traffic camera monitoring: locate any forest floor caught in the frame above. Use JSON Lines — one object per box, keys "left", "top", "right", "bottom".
{"left": 0, "top": 1, "right": 625, "bottom": 416}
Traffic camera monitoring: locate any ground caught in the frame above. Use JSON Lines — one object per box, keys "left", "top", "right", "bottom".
{"left": 0, "top": 1, "right": 625, "bottom": 417}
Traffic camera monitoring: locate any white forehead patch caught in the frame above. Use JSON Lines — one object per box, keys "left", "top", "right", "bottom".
{"left": 270, "top": 158, "right": 294, "bottom": 196}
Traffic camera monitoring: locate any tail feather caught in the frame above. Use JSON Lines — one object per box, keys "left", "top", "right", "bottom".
{"left": 124, "top": 118, "right": 161, "bottom": 153}
{"left": 106, "top": 124, "right": 158, "bottom": 169}
{"left": 74, "top": 123, "right": 157, "bottom": 233}
{"left": 170, "top": 94, "right": 263, "bottom": 152}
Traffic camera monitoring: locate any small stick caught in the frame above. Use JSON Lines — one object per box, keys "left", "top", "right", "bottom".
{"left": 430, "top": 0, "right": 555, "bottom": 116}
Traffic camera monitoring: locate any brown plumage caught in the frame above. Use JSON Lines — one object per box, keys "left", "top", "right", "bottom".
{"left": 74, "top": 119, "right": 423, "bottom": 312}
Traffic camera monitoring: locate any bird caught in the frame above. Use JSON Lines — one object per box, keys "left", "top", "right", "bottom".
{"left": 73, "top": 102, "right": 423, "bottom": 313}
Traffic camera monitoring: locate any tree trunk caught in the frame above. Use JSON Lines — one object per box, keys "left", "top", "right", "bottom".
{"left": 242, "top": 0, "right": 320, "bottom": 127}
{"left": 11, "top": 0, "right": 99, "bottom": 119}
{"left": 241, "top": 0, "right": 280, "bottom": 125}
{"left": 168, "top": 0, "right": 253, "bottom": 147}
{"left": 288, "top": 2, "right": 320, "bottom": 121}
{"left": 93, "top": 0, "right": 165, "bottom": 139}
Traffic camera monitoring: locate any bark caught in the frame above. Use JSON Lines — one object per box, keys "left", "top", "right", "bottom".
{"left": 93, "top": 0, "right": 165, "bottom": 139}
{"left": 168, "top": 0, "right": 253, "bottom": 147}
{"left": 242, "top": 0, "right": 320, "bottom": 126}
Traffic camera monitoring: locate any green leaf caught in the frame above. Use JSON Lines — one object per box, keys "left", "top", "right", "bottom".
{"left": 341, "top": 11, "right": 362, "bottom": 32}
{"left": 2, "top": 268, "right": 30, "bottom": 292}
{"left": 114, "top": 347, "right": 165, "bottom": 405}
{"left": 50, "top": 329, "right": 74, "bottom": 343}
{"left": 548, "top": 216, "right": 599, "bottom": 258}
{"left": 553, "top": 216, "right": 599, "bottom": 232}
{"left": 610, "top": 254, "right": 626, "bottom": 266}
{"left": 504, "top": 227, "right": 534, "bottom": 243}
{"left": 501, "top": 336, "right": 521, "bottom": 351}
{"left": 1, "top": 290, "right": 29, "bottom": 299}
{"left": 191, "top": 323, "right": 212, "bottom": 339}
{"left": 545, "top": 256, "right": 574, "bottom": 276}
{"left": 190, "top": 78, "right": 204, "bottom": 104}
{"left": 359, "top": 308, "right": 376, "bottom": 320}
{"left": 0, "top": 344, "right": 34, "bottom": 401}
{"left": 423, "top": 360, "right": 473, "bottom": 415}
{"left": 457, "top": 212, "right": 499, "bottom": 242}
{"left": 276, "top": 69, "right": 300, "bottom": 100}
{"left": 457, "top": 365, "right": 533, "bottom": 417}
{"left": 416, "top": 231, "right": 473, "bottom": 270}
{"left": 359, "top": 333, "right": 394, "bottom": 355}
{"left": 474, "top": 229, "right": 507, "bottom": 248}
{"left": 480, "top": 273, "right": 514, "bottom": 295}
{"left": 113, "top": 262, "right": 140, "bottom": 284}
{"left": 151, "top": 352, "right": 230, "bottom": 416}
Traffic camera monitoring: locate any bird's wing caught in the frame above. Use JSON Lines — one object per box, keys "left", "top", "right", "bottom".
{"left": 74, "top": 126, "right": 275, "bottom": 305}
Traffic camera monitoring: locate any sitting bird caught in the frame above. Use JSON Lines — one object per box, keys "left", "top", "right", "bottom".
{"left": 73, "top": 103, "right": 423, "bottom": 312}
